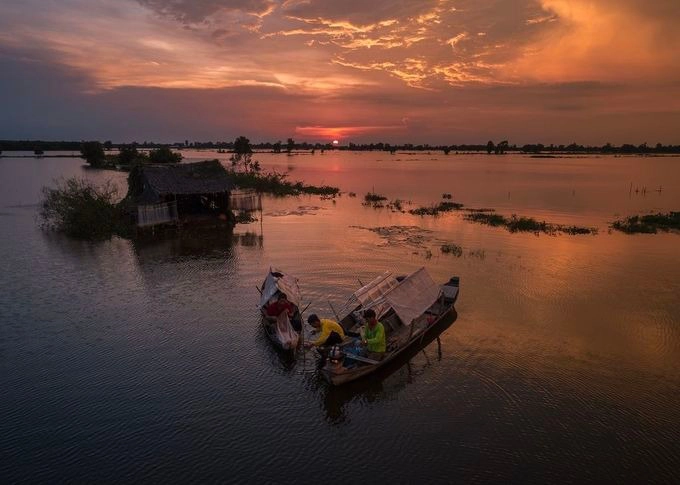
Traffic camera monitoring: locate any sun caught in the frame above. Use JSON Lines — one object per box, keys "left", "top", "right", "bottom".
{"left": 332, "top": 140, "right": 339, "bottom": 146}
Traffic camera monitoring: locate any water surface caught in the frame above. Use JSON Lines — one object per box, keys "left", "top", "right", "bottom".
{"left": 1, "top": 152, "right": 678, "bottom": 483}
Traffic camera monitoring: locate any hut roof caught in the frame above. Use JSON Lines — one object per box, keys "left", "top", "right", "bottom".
{"left": 141, "top": 160, "right": 234, "bottom": 197}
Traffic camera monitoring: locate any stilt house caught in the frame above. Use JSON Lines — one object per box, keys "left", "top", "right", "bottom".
{"left": 129, "top": 160, "right": 235, "bottom": 227}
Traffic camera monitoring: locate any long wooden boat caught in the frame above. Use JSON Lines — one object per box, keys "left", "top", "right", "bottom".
{"left": 257, "top": 268, "right": 302, "bottom": 351}
{"left": 321, "top": 267, "right": 459, "bottom": 385}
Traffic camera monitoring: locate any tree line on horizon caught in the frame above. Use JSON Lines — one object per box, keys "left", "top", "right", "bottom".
{"left": 2, "top": 138, "right": 680, "bottom": 155}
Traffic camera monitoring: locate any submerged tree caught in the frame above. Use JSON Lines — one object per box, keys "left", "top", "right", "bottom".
{"left": 80, "top": 141, "right": 106, "bottom": 167}
{"left": 486, "top": 140, "right": 495, "bottom": 154}
{"left": 148, "top": 147, "right": 182, "bottom": 163}
{"left": 495, "top": 140, "right": 509, "bottom": 154}
{"left": 233, "top": 136, "right": 253, "bottom": 155}
{"left": 118, "top": 144, "right": 144, "bottom": 165}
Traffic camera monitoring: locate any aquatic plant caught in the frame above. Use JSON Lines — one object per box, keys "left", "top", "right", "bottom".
{"left": 611, "top": 212, "right": 680, "bottom": 234}
{"left": 410, "top": 201, "right": 464, "bottom": 216}
{"left": 506, "top": 215, "right": 552, "bottom": 233}
{"left": 464, "top": 211, "right": 505, "bottom": 226}
{"left": 440, "top": 243, "right": 463, "bottom": 257}
{"left": 226, "top": 167, "right": 339, "bottom": 196}
{"left": 465, "top": 210, "right": 596, "bottom": 235}
{"left": 234, "top": 210, "right": 258, "bottom": 224}
{"left": 387, "top": 199, "right": 406, "bottom": 212}
{"left": 364, "top": 192, "right": 388, "bottom": 203}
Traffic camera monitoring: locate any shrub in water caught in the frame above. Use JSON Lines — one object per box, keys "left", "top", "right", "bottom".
{"left": 40, "top": 177, "right": 130, "bottom": 240}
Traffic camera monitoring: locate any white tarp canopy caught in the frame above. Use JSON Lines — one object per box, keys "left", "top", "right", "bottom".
{"left": 338, "top": 271, "right": 399, "bottom": 320}
{"left": 341, "top": 267, "right": 441, "bottom": 325}
{"left": 258, "top": 267, "right": 301, "bottom": 309}
{"left": 383, "top": 267, "right": 441, "bottom": 325}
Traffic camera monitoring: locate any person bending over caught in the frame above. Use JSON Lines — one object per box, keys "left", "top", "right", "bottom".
{"left": 304, "top": 314, "right": 345, "bottom": 348}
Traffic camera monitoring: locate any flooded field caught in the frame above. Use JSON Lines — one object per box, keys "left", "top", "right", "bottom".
{"left": 1, "top": 151, "right": 679, "bottom": 482}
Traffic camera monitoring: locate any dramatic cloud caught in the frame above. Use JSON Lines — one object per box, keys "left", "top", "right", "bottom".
{"left": 0, "top": 0, "right": 679, "bottom": 143}
{"left": 137, "top": 0, "right": 277, "bottom": 23}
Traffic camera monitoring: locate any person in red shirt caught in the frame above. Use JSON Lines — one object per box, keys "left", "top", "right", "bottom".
{"left": 267, "top": 293, "right": 294, "bottom": 317}
{"left": 266, "top": 293, "right": 300, "bottom": 330}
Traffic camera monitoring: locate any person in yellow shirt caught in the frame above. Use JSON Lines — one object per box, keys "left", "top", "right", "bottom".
{"left": 304, "top": 314, "right": 345, "bottom": 348}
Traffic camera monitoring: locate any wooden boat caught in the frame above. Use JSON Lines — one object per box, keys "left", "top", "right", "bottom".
{"left": 258, "top": 268, "right": 302, "bottom": 351}
{"left": 321, "top": 267, "right": 459, "bottom": 386}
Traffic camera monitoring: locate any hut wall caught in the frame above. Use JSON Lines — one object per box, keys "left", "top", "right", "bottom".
{"left": 230, "top": 189, "right": 262, "bottom": 211}
{"left": 137, "top": 201, "right": 178, "bottom": 227}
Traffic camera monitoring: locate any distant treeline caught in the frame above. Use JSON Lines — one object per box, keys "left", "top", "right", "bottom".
{"left": 2, "top": 139, "right": 680, "bottom": 154}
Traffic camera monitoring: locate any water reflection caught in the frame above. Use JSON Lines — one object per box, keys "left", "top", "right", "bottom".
{"left": 313, "top": 310, "right": 458, "bottom": 424}
{"left": 132, "top": 228, "right": 262, "bottom": 264}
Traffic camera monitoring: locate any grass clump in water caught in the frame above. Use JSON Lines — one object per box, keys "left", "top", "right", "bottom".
{"left": 363, "top": 191, "right": 388, "bottom": 208}
{"left": 227, "top": 169, "right": 339, "bottom": 196}
{"left": 409, "top": 201, "right": 464, "bottom": 216}
{"left": 364, "top": 192, "right": 388, "bottom": 203}
{"left": 611, "top": 212, "right": 680, "bottom": 234}
{"left": 440, "top": 243, "right": 463, "bottom": 257}
{"left": 465, "top": 210, "right": 596, "bottom": 235}
{"left": 234, "top": 210, "right": 258, "bottom": 224}
{"left": 506, "top": 215, "right": 552, "bottom": 233}
{"left": 464, "top": 211, "right": 506, "bottom": 226}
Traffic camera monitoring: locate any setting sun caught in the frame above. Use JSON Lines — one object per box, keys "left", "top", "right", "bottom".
{"left": 332, "top": 140, "right": 339, "bottom": 146}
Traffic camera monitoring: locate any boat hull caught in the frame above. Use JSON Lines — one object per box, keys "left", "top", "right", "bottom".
{"left": 322, "top": 278, "right": 459, "bottom": 385}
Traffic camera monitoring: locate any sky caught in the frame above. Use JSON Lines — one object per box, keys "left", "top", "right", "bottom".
{"left": 1, "top": 0, "right": 679, "bottom": 145}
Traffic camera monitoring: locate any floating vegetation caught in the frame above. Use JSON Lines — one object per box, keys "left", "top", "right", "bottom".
{"left": 464, "top": 211, "right": 506, "bottom": 226}
{"left": 465, "top": 210, "right": 597, "bottom": 235}
{"left": 348, "top": 192, "right": 357, "bottom": 197}
{"left": 227, "top": 168, "right": 339, "bottom": 196}
{"left": 387, "top": 199, "right": 407, "bottom": 212}
{"left": 351, "top": 225, "right": 433, "bottom": 248}
{"left": 265, "top": 206, "right": 323, "bottom": 217}
{"left": 362, "top": 192, "right": 388, "bottom": 208}
{"left": 440, "top": 243, "right": 463, "bottom": 257}
{"left": 409, "top": 201, "right": 464, "bottom": 216}
{"left": 234, "top": 210, "right": 258, "bottom": 224}
{"left": 468, "top": 249, "right": 486, "bottom": 259}
{"left": 610, "top": 212, "right": 680, "bottom": 234}
{"left": 364, "top": 192, "right": 387, "bottom": 202}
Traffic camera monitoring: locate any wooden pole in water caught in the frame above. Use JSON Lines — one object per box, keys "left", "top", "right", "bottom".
{"left": 328, "top": 300, "right": 341, "bottom": 323}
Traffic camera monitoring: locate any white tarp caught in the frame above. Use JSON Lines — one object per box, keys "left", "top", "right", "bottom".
{"left": 338, "top": 271, "right": 398, "bottom": 320}
{"left": 258, "top": 267, "right": 301, "bottom": 309}
{"left": 354, "top": 271, "right": 398, "bottom": 306}
{"left": 275, "top": 312, "right": 299, "bottom": 349}
{"left": 384, "top": 267, "right": 441, "bottom": 325}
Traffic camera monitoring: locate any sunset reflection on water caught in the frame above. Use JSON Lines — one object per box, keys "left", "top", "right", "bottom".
{"left": 0, "top": 152, "right": 678, "bottom": 482}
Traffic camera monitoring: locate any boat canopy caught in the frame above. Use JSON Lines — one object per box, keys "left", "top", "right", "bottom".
{"left": 259, "top": 268, "right": 301, "bottom": 309}
{"left": 338, "top": 271, "right": 399, "bottom": 319}
{"left": 342, "top": 267, "right": 441, "bottom": 325}
{"left": 383, "top": 267, "right": 441, "bottom": 326}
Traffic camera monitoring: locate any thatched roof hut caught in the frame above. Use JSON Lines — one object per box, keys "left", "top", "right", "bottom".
{"left": 129, "top": 160, "right": 235, "bottom": 227}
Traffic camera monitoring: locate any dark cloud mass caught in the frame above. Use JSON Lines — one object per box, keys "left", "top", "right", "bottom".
{"left": 0, "top": 0, "right": 678, "bottom": 143}
{"left": 137, "top": 0, "right": 275, "bottom": 22}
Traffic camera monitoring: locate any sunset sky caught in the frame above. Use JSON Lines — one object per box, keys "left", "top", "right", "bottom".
{"left": 1, "top": 0, "right": 679, "bottom": 144}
